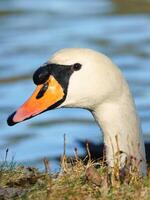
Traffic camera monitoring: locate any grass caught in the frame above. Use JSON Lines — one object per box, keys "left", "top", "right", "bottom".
{"left": 0, "top": 145, "right": 150, "bottom": 200}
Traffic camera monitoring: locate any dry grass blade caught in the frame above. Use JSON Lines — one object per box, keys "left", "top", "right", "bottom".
{"left": 0, "top": 141, "right": 150, "bottom": 199}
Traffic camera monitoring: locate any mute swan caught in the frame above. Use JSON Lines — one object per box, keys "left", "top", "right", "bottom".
{"left": 7, "top": 48, "right": 147, "bottom": 175}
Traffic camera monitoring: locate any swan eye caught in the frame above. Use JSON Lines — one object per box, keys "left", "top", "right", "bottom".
{"left": 33, "top": 67, "right": 50, "bottom": 85}
{"left": 73, "top": 63, "right": 82, "bottom": 71}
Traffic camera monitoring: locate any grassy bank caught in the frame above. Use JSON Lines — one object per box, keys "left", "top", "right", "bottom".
{"left": 0, "top": 150, "right": 150, "bottom": 200}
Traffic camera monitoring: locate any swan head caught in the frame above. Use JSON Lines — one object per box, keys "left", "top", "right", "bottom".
{"left": 7, "top": 48, "right": 122, "bottom": 125}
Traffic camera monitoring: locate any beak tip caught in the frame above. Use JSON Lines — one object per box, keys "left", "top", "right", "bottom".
{"left": 7, "top": 112, "right": 17, "bottom": 126}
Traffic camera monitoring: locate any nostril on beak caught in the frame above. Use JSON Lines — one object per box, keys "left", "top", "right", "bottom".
{"left": 36, "top": 82, "right": 49, "bottom": 99}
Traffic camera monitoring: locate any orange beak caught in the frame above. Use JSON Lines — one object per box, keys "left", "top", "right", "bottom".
{"left": 7, "top": 76, "right": 65, "bottom": 126}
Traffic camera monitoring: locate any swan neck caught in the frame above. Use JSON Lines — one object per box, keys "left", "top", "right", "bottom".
{"left": 92, "top": 91, "right": 146, "bottom": 175}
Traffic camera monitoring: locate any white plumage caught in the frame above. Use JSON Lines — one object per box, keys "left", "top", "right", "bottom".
{"left": 50, "top": 48, "right": 147, "bottom": 175}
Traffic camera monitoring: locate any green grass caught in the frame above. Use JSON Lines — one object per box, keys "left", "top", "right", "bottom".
{"left": 0, "top": 150, "right": 150, "bottom": 200}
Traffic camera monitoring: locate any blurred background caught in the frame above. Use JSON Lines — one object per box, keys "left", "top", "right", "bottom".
{"left": 0, "top": 0, "right": 150, "bottom": 171}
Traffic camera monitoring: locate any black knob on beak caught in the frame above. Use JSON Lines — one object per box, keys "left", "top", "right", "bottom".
{"left": 33, "top": 65, "right": 50, "bottom": 85}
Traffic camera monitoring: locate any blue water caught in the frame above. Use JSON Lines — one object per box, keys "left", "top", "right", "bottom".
{"left": 0, "top": 0, "right": 150, "bottom": 171}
